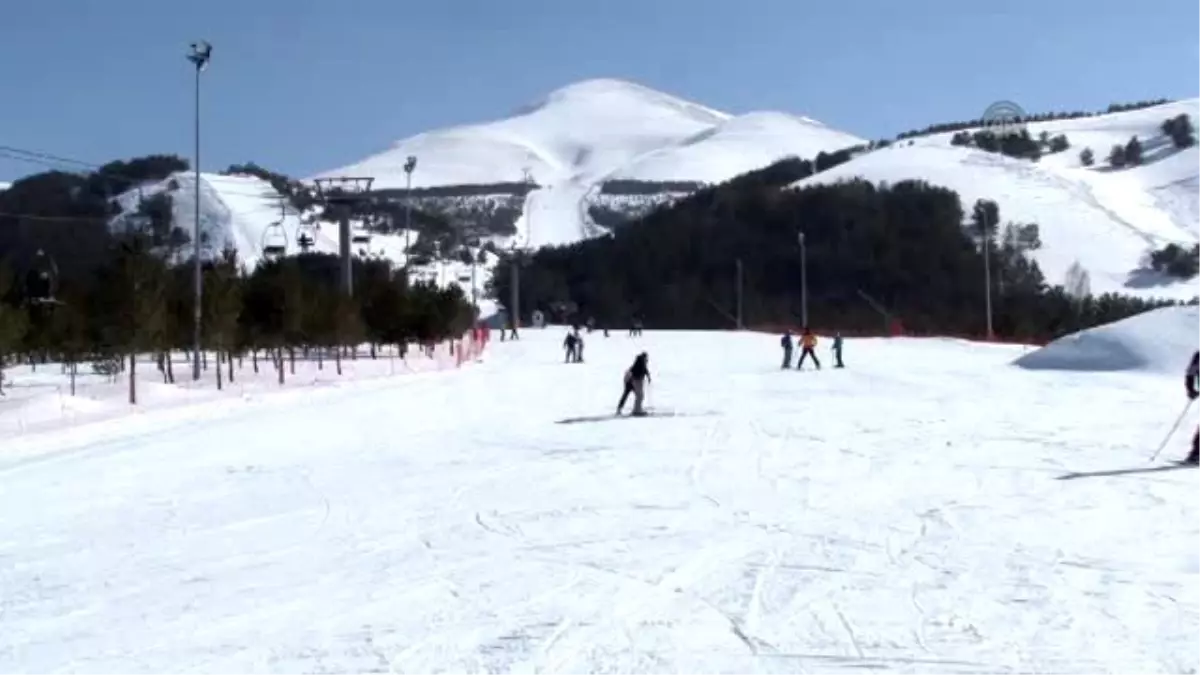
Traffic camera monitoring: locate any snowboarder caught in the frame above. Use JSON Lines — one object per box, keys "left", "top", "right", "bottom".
{"left": 780, "top": 330, "right": 794, "bottom": 369}
{"left": 617, "top": 352, "right": 651, "bottom": 416}
{"left": 1186, "top": 350, "right": 1198, "bottom": 464}
{"left": 832, "top": 332, "right": 845, "bottom": 368}
{"left": 797, "top": 328, "right": 821, "bottom": 370}
{"left": 563, "top": 331, "right": 579, "bottom": 363}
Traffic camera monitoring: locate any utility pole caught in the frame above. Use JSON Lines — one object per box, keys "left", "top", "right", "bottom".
{"left": 735, "top": 258, "right": 744, "bottom": 330}
{"left": 187, "top": 40, "right": 212, "bottom": 382}
{"left": 403, "top": 156, "right": 417, "bottom": 272}
{"left": 798, "top": 231, "right": 809, "bottom": 328}
{"left": 983, "top": 207, "right": 994, "bottom": 340}
{"left": 312, "top": 176, "right": 374, "bottom": 297}
{"left": 522, "top": 167, "right": 534, "bottom": 248}
{"left": 509, "top": 246, "right": 521, "bottom": 339}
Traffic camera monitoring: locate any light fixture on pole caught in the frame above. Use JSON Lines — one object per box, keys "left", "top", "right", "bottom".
{"left": 798, "top": 230, "right": 808, "bottom": 328}
{"left": 403, "top": 155, "right": 417, "bottom": 269}
{"left": 187, "top": 39, "right": 212, "bottom": 382}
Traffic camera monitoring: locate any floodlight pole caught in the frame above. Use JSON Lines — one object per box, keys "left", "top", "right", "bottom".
{"left": 403, "top": 155, "right": 417, "bottom": 271}
{"left": 798, "top": 231, "right": 808, "bottom": 328}
{"left": 984, "top": 209, "right": 994, "bottom": 340}
{"left": 187, "top": 40, "right": 211, "bottom": 381}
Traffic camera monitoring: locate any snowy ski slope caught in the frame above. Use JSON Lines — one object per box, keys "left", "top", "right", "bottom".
{"left": 794, "top": 99, "right": 1200, "bottom": 300}
{"left": 315, "top": 79, "right": 866, "bottom": 248}
{"left": 0, "top": 326, "right": 1196, "bottom": 673}
{"left": 113, "top": 171, "right": 496, "bottom": 303}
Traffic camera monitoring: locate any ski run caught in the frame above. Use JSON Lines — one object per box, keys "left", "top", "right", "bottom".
{"left": 0, "top": 308, "right": 1197, "bottom": 673}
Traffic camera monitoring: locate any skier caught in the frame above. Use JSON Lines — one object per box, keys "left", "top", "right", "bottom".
{"left": 796, "top": 328, "right": 821, "bottom": 370}
{"left": 617, "top": 352, "right": 651, "bottom": 416}
{"left": 575, "top": 329, "right": 586, "bottom": 363}
{"left": 780, "top": 330, "right": 794, "bottom": 369}
{"left": 832, "top": 332, "right": 845, "bottom": 368}
{"left": 1185, "top": 350, "right": 1198, "bottom": 464}
{"left": 563, "top": 331, "right": 579, "bottom": 363}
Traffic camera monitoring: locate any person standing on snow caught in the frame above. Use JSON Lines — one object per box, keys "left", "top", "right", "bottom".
{"left": 563, "top": 331, "right": 579, "bottom": 363}
{"left": 575, "top": 329, "right": 586, "bottom": 362}
{"left": 832, "top": 332, "right": 845, "bottom": 368}
{"left": 617, "top": 352, "right": 651, "bottom": 416}
{"left": 780, "top": 330, "right": 794, "bottom": 369}
{"left": 796, "top": 328, "right": 821, "bottom": 370}
{"left": 1185, "top": 350, "right": 1198, "bottom": 464}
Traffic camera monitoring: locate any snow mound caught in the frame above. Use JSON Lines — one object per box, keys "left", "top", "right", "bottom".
{"left": 792, "top": 99, "right": 1200, "bottom": 300}
{"left": 0, "top": 181, "right": 10, "bottom": 192}
{"left": 1013, "top": 305, "right": 1198, "bottom": 375}
{"left": 608, "top": 111, "right": 865, "bottom": 183}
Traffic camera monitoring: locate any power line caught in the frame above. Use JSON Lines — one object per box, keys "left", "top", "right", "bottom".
{"left": 0, "top": 144, "right": 293, "bottom": 200}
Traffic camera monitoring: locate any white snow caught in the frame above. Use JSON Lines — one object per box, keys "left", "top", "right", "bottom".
{"left": 1014, "top": 304, "right": 1199, "bottom": 375}
{"left": 0, "top": 180, "right": 10, "bottom": 192}
{"left": 110, "top": 172, "right": 494, "bottom": 306}
{"left": 608, "top": 111, "right": 866, "bottom": 184}
{"left": 1, "top": 329, "right": 1196, "bottom": 673}
{"left": 315, "top": 78, "right": 862, "bottom": 248}
{"left": 794, "top": 99, "right": 1200, "bottom": 300}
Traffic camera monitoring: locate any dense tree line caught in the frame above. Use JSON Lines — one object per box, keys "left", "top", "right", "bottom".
{"left": 0, "top": 160, "right": 475, "bottom": 401}
{"left": 0, "top": 238, "right": 474, "bottom": 401}
{"left": 949, "top": 129, "right": 1063, "bottom": 161}
{"left": 492, "top": 159, "right": 1183, "bottom": 343}
{"left": 1149, "top": 243, "right": 1200, "bottom": 279}
{"left": 896, "top": 98, "right": 1172, "bottom": 140}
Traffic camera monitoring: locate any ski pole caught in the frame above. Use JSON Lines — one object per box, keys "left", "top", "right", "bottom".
{"left": 1149, "top": 399, "right": 1194, "bottom": 461}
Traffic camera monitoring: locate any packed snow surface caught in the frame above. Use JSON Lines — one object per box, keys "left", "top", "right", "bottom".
{"left": 794, "top": 99, "right": 1200, "bottom": 300}
{"left": 1014, "top": 304, "right": 1199, "bottom": 375}
{"left": 1, "top": 330, "right": 1196, "bottom": 673}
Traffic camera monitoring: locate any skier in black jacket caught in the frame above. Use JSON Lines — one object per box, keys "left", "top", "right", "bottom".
{"left": 617, "top": 352, "right": 651, "bottom": 416}
{"left": 563, "top": 332, "right": 579, "bottom": 363}
{"left": 1186, "top": 350, "right": 1198, "bottom": 464}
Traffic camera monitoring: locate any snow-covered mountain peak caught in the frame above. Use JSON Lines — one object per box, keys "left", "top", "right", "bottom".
{"left": 512, "top": 78, "right": 731, "bottom": 126}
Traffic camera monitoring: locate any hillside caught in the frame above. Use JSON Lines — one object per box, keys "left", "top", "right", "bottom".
{"left": 114, "top": 171, "right": 499, "bottom": 312}
{"left": 313, "top": 78, "right": 863, "bottom": 247}
{"left": 792, "top": 99, "right": 1200, "bottom": 300}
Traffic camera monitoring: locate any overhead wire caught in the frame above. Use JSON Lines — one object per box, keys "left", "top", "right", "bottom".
{"left": 0, "top": 143, "right": 296, "bottom": 200}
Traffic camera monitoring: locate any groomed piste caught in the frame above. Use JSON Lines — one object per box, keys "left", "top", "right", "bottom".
{"left": 0, "top": 317, "right": 1195, "bottom": 673}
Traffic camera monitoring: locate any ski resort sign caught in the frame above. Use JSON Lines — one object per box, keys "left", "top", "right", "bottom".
{"left": 981, "top": 100, "right": 1027, "bottom": 138}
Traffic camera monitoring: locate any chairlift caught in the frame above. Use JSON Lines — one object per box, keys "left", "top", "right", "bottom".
{"left": 27, "top": 249, "right": 60, "bottom": 305}
{"left": 351, "top": 228, "right": 371, "bottom": 246}
{"left": 457, "top": 274, "right": 471, "bottom": 283}
{"left": 296, "top": 217, "right": 319, "bottom": 253}
{"left": 261, "top": 221, "right": 288, "bottom": 259}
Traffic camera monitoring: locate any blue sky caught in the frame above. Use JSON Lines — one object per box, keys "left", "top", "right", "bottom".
{"left": 1, "top": 0, "right": 1196, "bottom": 182}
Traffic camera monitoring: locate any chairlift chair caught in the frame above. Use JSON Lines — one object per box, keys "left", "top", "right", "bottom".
{"left": 261, "top": 222, "right": 288, "bottom": 259}
{"left": 296, "top": 217, "right": 319, "bottom": 253}
{"left": 27, "top": 249, "right": 60, "bottom": 305}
